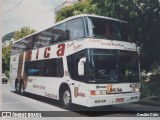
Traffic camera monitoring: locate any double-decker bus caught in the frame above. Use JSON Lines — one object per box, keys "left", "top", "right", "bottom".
{"left": 10, "top": 14, "right": 140, "bottom": 109}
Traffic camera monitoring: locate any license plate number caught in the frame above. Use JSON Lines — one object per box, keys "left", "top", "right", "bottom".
{"left": 116, "top": 98, "right": 124, "bottom": 102}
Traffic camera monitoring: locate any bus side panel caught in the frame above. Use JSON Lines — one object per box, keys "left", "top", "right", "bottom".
{"left": 10, "top": 55, "right": 19, "bottom": 81}
{"left": 69, "top": 81, "right": 88, "bottom": 106}
{"left": 25, "top": 76, "right": 63, "bottom": 100}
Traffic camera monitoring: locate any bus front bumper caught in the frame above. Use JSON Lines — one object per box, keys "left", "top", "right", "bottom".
{"left": 86, "top": 92, "right": 140, "bottom": 107}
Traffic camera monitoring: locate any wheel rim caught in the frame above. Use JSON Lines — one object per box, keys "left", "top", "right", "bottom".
{"left": 63, "top": 90, "right": 71, "bottom": 105}
{"left": 21, "top": 83, "right": 24, "bottom": 93}
{"left": 16, "top": 83, "right": 19, "bottom": 91}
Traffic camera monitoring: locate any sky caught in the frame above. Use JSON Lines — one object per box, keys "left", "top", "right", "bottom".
{"left": 2, "top": 0, "right": 76, "bottom": 36}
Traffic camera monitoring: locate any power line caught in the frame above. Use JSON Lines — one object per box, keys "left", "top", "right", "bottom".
{"left": 3, "top": 0, "right": 24, "bottom": 14}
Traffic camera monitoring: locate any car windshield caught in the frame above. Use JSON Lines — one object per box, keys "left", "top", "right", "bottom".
{"left": 88, "top": 49, "right": 139, "bottom": 83}
{"left": 87, "top": 17, "right": 131, "bottom": 41}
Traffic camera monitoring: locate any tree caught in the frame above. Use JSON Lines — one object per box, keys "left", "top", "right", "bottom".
{"left": 56, "top": 0, "right": 97, "bottom": 22}
{"left": 2, "top": 45, "right": 11, "bottom": 78}
{"left": 13, "top": 26, "right": 36, "bottom": 40}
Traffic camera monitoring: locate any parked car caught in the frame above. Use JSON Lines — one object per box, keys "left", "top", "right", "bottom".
{"left": 2, "top": 73, "right": 8, "bottom": 84}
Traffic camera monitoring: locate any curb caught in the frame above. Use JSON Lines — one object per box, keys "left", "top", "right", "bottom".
{"left": 137, "top": 96, "right": 160, "bottom": 107}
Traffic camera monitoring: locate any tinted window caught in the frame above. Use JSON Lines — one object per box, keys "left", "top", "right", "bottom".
{"left": 89, "top": 49, "right": 139, "bottom": 83}
{"left": 25, "top": 58, "right": 64, "bottom": 77}
{"left": 67, "top": 50, "right": 87, "bottom": 81}
{"left": 33, "top": 33, "right": 51, "bottom": 49}
{"left": 51, "top": 23, "right": 66, "bottom": 43}
{"left": 11, "top": 23, "right": 67, "bottom": 55}
{"left": 87, "top": 17, "right": 129, "bottom": 41}
{"left": 66, "top": 18, "right": 84, "bottom": 40}
{"left": 32, "top": 23, "right": 66, "bottom": 49}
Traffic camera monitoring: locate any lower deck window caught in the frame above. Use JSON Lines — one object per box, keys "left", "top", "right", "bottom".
{"left": 25, "top": 58, "right": 64, "bottom": 77}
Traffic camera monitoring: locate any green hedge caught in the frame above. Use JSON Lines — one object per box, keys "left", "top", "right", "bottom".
{"left": 140, "top": 73, "right": 160, "bottom": 98}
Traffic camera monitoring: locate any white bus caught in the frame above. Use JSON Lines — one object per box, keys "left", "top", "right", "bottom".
{"left": 10, "top": 14, "right": 140, "bottom": 109}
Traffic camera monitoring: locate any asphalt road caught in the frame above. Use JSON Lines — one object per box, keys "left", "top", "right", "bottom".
{"left": 1, "top": 83, "right": 160, "bottom": 119}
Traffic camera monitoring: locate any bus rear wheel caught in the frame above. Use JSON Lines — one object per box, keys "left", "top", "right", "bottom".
{"left": 15, "top": 79, "right": 19, "bottom": 93}
{"left": 19, "top": 80, "right": 25, "bottom": 95}
{"left": 60, "top": 87, "right": 72, "bottom": 109}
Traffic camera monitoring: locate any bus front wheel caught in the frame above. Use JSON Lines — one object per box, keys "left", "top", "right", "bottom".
{"left": 60, "top": 87, "right": 72, "bottom": 109}
{"left": 19, "top": 80, "right": 25, "bottom": 95}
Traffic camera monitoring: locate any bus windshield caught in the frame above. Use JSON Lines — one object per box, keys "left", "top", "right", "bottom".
{"left": 88, "top": 49, "right": 139, "bottom": 83}
{"left": 87, "top": 17, "right": 131, "bottom": 41}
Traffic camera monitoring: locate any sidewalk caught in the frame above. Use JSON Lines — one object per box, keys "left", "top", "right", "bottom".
{"left": 137, "top": 96, "right": 160, "bottom": 107}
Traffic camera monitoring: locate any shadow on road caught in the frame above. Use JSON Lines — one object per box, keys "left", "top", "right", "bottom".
{"left": 11, "top": 91, "right": 138, "bottom": 117}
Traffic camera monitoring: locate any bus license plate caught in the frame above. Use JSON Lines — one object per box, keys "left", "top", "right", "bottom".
{"left": 115, "top": 98, "right": 124, "bottom": 102}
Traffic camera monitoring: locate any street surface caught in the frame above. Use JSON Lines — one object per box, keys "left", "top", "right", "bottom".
{"left": 1, "top": 83, "right": 160, "bottom": 119}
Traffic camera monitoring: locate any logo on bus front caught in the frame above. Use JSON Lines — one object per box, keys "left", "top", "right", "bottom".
{"left": 96, "top": 85, "right": 106, "bottom": 89}
{"left": 107, "top": 84, "right": 123, "bottom": 94}
{"left": 74, "top": 87, "right": 85, "bottom": 97}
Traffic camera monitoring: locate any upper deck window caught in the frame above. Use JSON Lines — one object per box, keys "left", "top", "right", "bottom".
{"left": 66, "top": 18, "right": 85, "bottom": 40}
{"left": 87, "top": 17, "right": 131, "bottom": 42}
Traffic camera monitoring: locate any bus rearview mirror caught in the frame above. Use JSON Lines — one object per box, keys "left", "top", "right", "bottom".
{"left": 78, "top": 57, "right": 86, "bottom": 76}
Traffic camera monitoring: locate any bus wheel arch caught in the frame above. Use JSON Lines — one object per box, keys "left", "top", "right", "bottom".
{"left": 59, "top": 83, "right": 72, "bottom": 109}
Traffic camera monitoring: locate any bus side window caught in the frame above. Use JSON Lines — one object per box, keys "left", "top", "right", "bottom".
{"left": 66, "top": 18, "right": 84, "bottom": 40}
{"left": 25, "top": 61, "right": 40, "bottom": 76}
{"left": 56, "top": 58, "right": 64, "bottom": 77}
{"left": 52, "top": 23, "right": 66, "bottom": 44}
{"left": 67, "top": 51, "right": 86, "bottom": 81}
{"left": 49, "top": 58, "right": 64, "bottom": 77}
{"left": 25, "top": 58, "right": 64, "bottom": 77}
{"left": 67, "top": 56, "right": 74, "bottom": 78}
{"left": 105, "top": 21, "right": 112, "bottom": 39}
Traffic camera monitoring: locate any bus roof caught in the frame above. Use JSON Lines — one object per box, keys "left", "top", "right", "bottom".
{"left": 12, "top": 14, "right": 127, "bottom": 44}
{"left": 54, "top": 14, "right": 127, "bottom": 26}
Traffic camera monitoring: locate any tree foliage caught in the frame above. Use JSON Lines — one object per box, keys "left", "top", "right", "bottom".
{"left": 2, "top": 45, "right": 11, "bottom": 77}
{"left": 13, "top": 26, "right": 36, "bottom": 40}
{"left": 56, "top": 0, "right": 97, "bottom": 22}
{"left": 56, "top": 0, "right": 160, "bottom": 70}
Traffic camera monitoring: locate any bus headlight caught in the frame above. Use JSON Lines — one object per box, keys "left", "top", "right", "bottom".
{"left": 90, "top": 91, "right": 96, "bottom": 95}
{"left": 95, "top": 91, "right": 101, "bottom": 95}
{"left": 90, "top": 90, "right": 107, "bottom": 95}
{"left": 135, "top": 88, "right": 140, "bottom": 92}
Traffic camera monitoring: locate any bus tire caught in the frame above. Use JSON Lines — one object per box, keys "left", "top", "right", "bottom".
{"left": 19, "top": 80, "right": 25, "bottom": 95}
{"left": 15, "top": 78, "right": 19, "bottom": 93}
{"left": 60, "top": 86, "right": 72, "bottom": 109}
